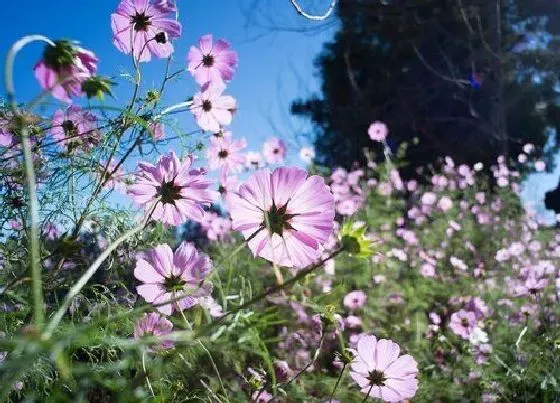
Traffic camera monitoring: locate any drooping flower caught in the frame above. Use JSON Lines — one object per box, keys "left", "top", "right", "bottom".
{"left": 299, "top": 146, "right": 315, "bottom": 164}
{"left": 368, "top": 121, "right": 388, "bottom": 142}
{"left": 262, "top": 137, "right": 286, "bottom": 164}
{"left": 229, "top": 167, "right": 335, "bottom": 268}
{"left": 350, "top": 334, "right": 418, "bottom": 402}
{"left": 206, "top": 131, "right": 247, "bottom": 174}
{"left": 34, "top": 40, "right": 98, "bottom": 103}
{"left": 192, "top": 81, "right": 237, "bottom": 132}
{"left": 449, "top": 309, "right": 476, "bottom": 339}
{"left": 187, "top": 34, "right": 238, "bottom": 85}
{"left": 51, "top": 106, "right": 100, "bottom": 152}
{"left": 111, "top": 0, "right": 182, "bottom": 62}
{"left": 128, "top": 151, "right": 217, "bottom": 225}
{"left": 134, "top": 312, "right": 174, "bottom": 349}
{"left": 134, "top": 242, "right": 212, "bottom": 315}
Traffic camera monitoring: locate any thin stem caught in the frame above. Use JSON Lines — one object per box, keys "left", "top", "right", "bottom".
{"left": 42, "top": 203, "right": 157, "bottom": 339}
{"left": 284, "top": 333, "right": 325, "bottom": 387}
{"left": 361, "top": 384, "right": 374, "bottom": 403}
{"left": 201, "top": 249, "right": 342, "bottom": 332}
{"left": 329, "top": 363, "right": 346, "bottom": 403}
{"left": 4, "top": 34, "right": 55, "bottom": 328}
{"left": 198, "top": 340, "right": 229, "bottom": 402}
{"left": 21, "top": 126, "right": 44, "bottom": 327}
{"left": 142, "top": 350, "right": 155, "bottom": 397}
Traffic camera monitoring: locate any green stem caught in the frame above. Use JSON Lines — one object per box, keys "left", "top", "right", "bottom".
{"left": 4, "top": 34, "right": 55, "bottom": 328}
{"left": 361, "top": 384, "right": 374, "bottom": 402}
{"left": 329, "top": 363, "right": 346, "bottom": 403}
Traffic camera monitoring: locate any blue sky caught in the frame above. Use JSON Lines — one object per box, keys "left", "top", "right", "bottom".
{"left": 0, "top": 0, "right": 558, "bottom": 220}
{"left": 0, "top": 0, "right": 336, "bottom": 164}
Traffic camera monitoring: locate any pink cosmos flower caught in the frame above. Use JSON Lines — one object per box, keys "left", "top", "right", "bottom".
{"left": 207, "top": 131, "right": 247, "bottom": 174}
{"left": 229, "top": 167, "right": 335, "bottom": 268}
{"left": 128, "top": 151, "right": 217, "bottom": 225}
{"left": 368, "top": 121, "right": 388, "bottom": 142}
{"left": 192, "top": 81, "right": 237, "bottom": 132}
{"left": 134, "top": 312, "right": 174, "bottom": 349}
{"left": 187, "top": 34, "right": 238, "bottom": 85}
{"left": 150, "top": 122, "right": 165, "bottom": 140}
{"left": 299, "top": 146, "right": 315, "bottom": 164}
{"left": 262, "top": 137, "right": 287, "bottom": 164}
{"left": 245, "top": 151, "right": 264, "bottom": 169}
{"left": 34, "top": 41, "right": 98, "bottom": 103}
{"left": 350, "top": 334, "right": 418, "bottom": 402}
{"left": 344, "top": 290, "right": 367, "bottom": 310}
{"left": 449, "top": 309, "right": 476, "bottom": 339}
{"left": 134, "top": 242, "right": 212, "bottom": 315}
{"left": 111, "top": 0, "right": 182, "bottom": 62}
{"left": 51, "top": 106, "right": 100, "bottom": 152}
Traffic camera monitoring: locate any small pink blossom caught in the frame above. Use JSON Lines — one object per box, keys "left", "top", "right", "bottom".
{"left": 262, "top": 137, "right": 287, "bottom": 164}
{"left": 111, "top": 0, "right": 182, "bottom": 62}
{"left": 134, "top": 312, "right": 174, "bottom": 349}
{"left": 150, "top": 122, "right": 165, "bottom": 140}
{"left": 134, "top": 242, "right": 212, "bottom": 315}
{"left": 128, "top": 151, "right": 217, "bottom": 225}
{"left": 449, "top": 309, "right": 476, "bottom": 339}
{"left": 192, "top": 81, "right": 237, "bottom": 132}
{"left": 206, "top": 131, "right": 247, "bottom": 174}
{"left": 535, "top": 160, "right": 546, "bottom": 172}
{"left": 344, "top": 290, "right": 367, "bottom": 310}
{"left": 437, "top": 196, "right": 453, "bottom": 212}
{"left": 299, "top": 146, "right": 315, "bottom": 164}
{"left": 229, "top": 166, "right": 335, "bottom": 268}
{"left": 51, "top": 106, "right": 100, "bottom": 152}
{"left": 187, "top": 34, "right": 238, "bottom": 85}
{"left": 350, "top": 335, "right": 418, "bottom": 402}
{"left": 368, "top": 121, "right": 388, "bottom": 142}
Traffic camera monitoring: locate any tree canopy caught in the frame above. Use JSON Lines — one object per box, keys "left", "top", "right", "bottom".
{"left": 292, "top": 0, "right": 560, "bottom": 175}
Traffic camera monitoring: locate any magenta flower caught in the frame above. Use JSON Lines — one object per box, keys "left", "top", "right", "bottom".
{"left": 262, "top": 137, "right": 287, "bottom": 164}
{"left": 449, "top": 309, "right": 477, "bottom": 339}
{"left": 111, "top": 0, "right": 182, "bottom": 62}
{"left": 192, "top": 81, "right": 237, "bottom": 132}
{"left": 350, "top": 335, "right": 418, "bottom": 402}
{"left": 51, "top": 106, "right": 100, "bottom": 152}
{"left": 344, "top": 290, "right": 367, "bottom": 310}
{"left": 229, "top": 167, "right": 335, "bottom": 268}
{"left": 187, "top": 34, "right": 238, "bottom": 85}
{"left": 207, "top": 131, "right": 247, "bottom": 174}
{"left": 34, "top": 40, "right": 98, "bottom": 103}
{"left": 368, "top": 121, "right": 388, "bottom": 142}
{"left": 134, "top": 312, "right": 174, "bottom": 349}
{"left": 128, "top": 151, "right": 217, "bottom": 225}
{"left": 134, "top": 242, "right": 212, "bottom": 315}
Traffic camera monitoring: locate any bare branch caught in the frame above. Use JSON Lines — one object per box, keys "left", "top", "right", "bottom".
{"left": 290, "top": 0, "right": 336, "bottom": 21}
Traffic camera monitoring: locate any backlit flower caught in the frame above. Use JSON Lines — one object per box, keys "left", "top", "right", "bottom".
{"left": 51, "top": 106, "right": 100, "bottom": 152}
{"left": 262, "top": 137, "right": 286, "bottom": 164}
{"left": 299, "top": 146, "right": 315, "bottom": 164}
{"left": 128, "top": 151, "right": 217, "bottom": 225}
{"left": 229, "top": 167, "right": 335, "bottom": 268}
{"left": 134, "top": 242, "right": 212, "bottom": 315}
{"left": 111, "top": 0, "right": 182, "bottom": 62}
{"left": 192, "top": 81, "right": 237, "bottom": 132}
{"left": 350, "top": 334, "right": 418, "bottom": 402}
{"left": 187, "top": 34, "right": 238, "bottom": 85}
{"left": 207, "top": 131, "right": 247, "bottom": 174}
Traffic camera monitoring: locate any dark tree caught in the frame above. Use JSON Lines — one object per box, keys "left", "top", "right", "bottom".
{"left": 292, "top": 0, "right": 560, "bottom": 175}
